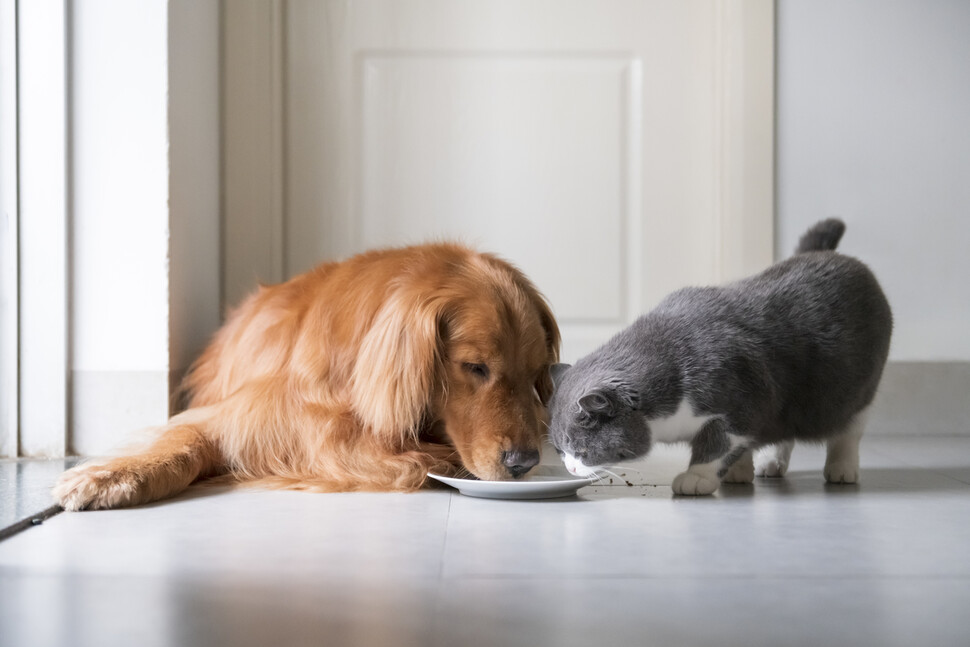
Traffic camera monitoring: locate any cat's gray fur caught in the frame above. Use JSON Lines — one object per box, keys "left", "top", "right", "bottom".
{"left": 548, "top": 219, "right": 892, "bottom": 494}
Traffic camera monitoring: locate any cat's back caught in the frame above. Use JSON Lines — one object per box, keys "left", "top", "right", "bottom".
{"left": 652, "top": 251, "right": 890, "bottom": 336}
{"left": 644, "top": 249, "right": 891, "bottom": 440}
{"left": 748, "top": 250, "right": 883, "bottom": 303}
{"left": 744, "top": 251, "right": 891, "bottom": 340}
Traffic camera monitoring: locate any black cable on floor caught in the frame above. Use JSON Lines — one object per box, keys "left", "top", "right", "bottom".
{"left": 0, "top": 504, "right": 63, "bottom": 543}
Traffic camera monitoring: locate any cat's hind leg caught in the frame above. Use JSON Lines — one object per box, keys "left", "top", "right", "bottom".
{"left": 824, "top": 408, "right": 868, "bottom": 484}
{"left": 722, "top": 449, "right": 754, "bottom": 484}
{"left": 672, "top": 419, "right": 750, "bottom": 496}
{"left": 754, "top": 440, "right": 795, "bottom": 478}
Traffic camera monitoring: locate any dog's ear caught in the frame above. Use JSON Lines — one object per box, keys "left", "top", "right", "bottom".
{"left": 351, "top": 289, "right": 447, "bottom": 446}
{"left": 536, "top": 367, "right": 555, "bottom": 406}
{"left": 549, "top": 363, "right": 571, "bottom": 390}
{"left": 536, "top": 363, "right": 571, "bottom": 406}
{"left": 532, "top": 289, "right": 561, "bottom": 365}
{"left": 517, "top": 276, "right": 561, "bottom": 406}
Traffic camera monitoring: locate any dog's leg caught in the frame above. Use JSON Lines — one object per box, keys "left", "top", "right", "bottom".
{"left": 53, "top": 407, "right": 223, "bottom": 511}
{"left": 192, "top": 381, "right": 463, "bottom": 493}
{"left": 55, "top": 379, "right": 467, "bottom": 504}
{"left": 303, "top": 435, "right": 465, "bottom": 491}
{"left": 417, "top": 441, "right": 465, "bottom": 477}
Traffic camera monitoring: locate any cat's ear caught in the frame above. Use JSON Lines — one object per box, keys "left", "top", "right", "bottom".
{"left": 578, "top": 389, "right": 615, "bottom": 416}
{"left": 578, "top": 383, "right": 639, "bottom": 418}
{"left": 550, "top": 363, "right": 572, "bottom": 389}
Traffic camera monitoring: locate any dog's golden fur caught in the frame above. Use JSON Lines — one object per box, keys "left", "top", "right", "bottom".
{"left": 54, "top": 244, "right": 560, "bottom": 510}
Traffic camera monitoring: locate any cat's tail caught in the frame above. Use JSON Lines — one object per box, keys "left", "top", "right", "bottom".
{"left": 796, "top": 218, "right": 846, "bottom": 254}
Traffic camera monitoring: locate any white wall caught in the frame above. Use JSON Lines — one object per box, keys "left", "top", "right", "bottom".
{"left": 67, "top": 0, "right": 220, "bottom": 456}
{"left": 168, "top": 0, "right": 221, "bottom": 382}
{"left": 776, "top": 0, "right": 970, "bottom": 362}
{"left": 69, "top": 1, "right": 171, "bottom": 455}
{"left": 71, "top": 2, "right": 170, "bottom": 374}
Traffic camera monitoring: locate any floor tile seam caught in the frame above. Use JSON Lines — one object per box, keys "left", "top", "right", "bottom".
{"left": 863, "top": 445, "right": 970, "bottom": 486}
{"left": 860, "top": 436, "right": 970, "bottom": 469}
{"left": 436, "top": 493, "right": 454, "bottom": 581}
{"left": 3, "top": 567, "right": 967, "bottom": 583}
{"left": 583, "top": 484, "right": 668, "bottom": 489}
{"left": 938, "top": 473, "right": 970, "bottom": 486}
{"left": 0, "top": 505, "right": 63, "bottom": 544}
{"left": 863, "top": 445, "right": 931, "bottom": 469}
{"left": 0, "top": 565, "right": 174, "bottom": 580}
{"left": 434, "top": 572, "right": 970, "bottom": 582}
{"left": 866, "top": 433, "right": 970, "bottom": 440}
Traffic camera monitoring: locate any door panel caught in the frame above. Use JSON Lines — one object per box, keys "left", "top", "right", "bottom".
{"left": 359, "top": 53, "right": 636, "bottom": 325}
{"left": 225, "top": 0, "right": 774, "bottom": 362}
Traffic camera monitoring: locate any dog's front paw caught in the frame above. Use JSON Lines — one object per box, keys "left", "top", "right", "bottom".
{"left": 672, "top": 470, "right": 719, "bottom": 496}
{"left": 53, "top": 463, "right": 147, "bottom": 511}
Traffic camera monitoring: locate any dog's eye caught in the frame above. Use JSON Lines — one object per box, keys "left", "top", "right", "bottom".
{"left": 462, "top": 362, "right": 490, "bottom": 380}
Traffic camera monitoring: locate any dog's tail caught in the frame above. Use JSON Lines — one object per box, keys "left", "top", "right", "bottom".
{"left": 796, "top": 218, "right": 846, "bottom": 254}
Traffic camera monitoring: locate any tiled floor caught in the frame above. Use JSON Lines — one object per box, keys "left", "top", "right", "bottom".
{"left": 0, "top": 459, "right": 78, "bottom": 538}
{"left": 2, "top": 438, "right": 970, "bottom": 647}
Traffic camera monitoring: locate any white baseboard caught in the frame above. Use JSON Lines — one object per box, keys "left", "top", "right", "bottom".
{"left": 868, "top": 361, "right": 970, "bottom": 436}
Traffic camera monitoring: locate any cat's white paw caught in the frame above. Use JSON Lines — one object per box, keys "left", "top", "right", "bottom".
{"left": 824, "top": 424, "right": 862, "bottom": 485}
{"left": 754, "top": 442, "right": 794, "bottom": 478}
{"left": 823, "top": 461, "right": 859, "bottom": 484}
{"left": 53, "top": 463, "right": 145, "bottom": 511}
{"left": 754, "top": 457, "right": 789, "bottom": 478}
{"left": 722, "top": 459, "right": 754, "bottom": 484}
{"left": 672, "top": 470, "right": 719, "bottom": 496}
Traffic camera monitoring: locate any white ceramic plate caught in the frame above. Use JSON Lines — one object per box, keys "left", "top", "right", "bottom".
{"left": 427, "top": 465, "right": 597, "bottom": 500}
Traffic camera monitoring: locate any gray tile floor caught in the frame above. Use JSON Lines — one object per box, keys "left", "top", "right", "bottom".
{"left": 0, "top": 458, "right": 78, "bottom": 538}
{"left": 2, "top": 438, "right": 970, "bottom": 647}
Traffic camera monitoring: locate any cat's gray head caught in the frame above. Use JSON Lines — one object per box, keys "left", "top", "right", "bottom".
{"left": 547, "top": 363, "right": 649, "bottom": 476}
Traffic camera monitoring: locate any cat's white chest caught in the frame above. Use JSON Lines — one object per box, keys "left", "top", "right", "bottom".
{"left": 648, "top": 399, "right": 714, "bottom": 443}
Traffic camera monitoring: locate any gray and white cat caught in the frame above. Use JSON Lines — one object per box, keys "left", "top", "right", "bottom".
{"left": 548, "top": 219, "right": 892, "bottom": 495}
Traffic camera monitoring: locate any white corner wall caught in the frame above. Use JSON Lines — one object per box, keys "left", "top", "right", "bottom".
{"left": 168, "top": 0, "right": 221, "bottom": 386}
{"left": 70, "top": 1, "right": 171, "bottom": 455}
{"left": 67, "top": 0, "right": 220, "bottom": 456}
{"left": 777, "top": 0, "right": 970, "bottom": 434}
{"left": 776, "top": 0, "right": 970, "bottom": 363}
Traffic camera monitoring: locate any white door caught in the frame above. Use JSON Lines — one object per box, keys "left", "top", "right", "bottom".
{"left": 224, "top": 0, "right": 774, "bottom": 362}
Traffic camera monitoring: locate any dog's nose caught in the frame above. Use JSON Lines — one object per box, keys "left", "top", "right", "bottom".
{"left": 502, "top": 449, "right": 540, "bottom": 478}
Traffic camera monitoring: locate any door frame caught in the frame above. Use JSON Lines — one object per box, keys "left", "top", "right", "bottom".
{"left": 2, "top": 1, "right": 221, "bottom": 459}
{"left": 6, "top": 0, "right": 71, "bottom": 458}
{"left": 0, "top": 0, "right": 22, "bottom": 457}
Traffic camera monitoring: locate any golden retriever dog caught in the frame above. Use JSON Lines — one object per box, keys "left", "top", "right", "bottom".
{"left": 54, "top": 244, "right": 560, "bottom": 510}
